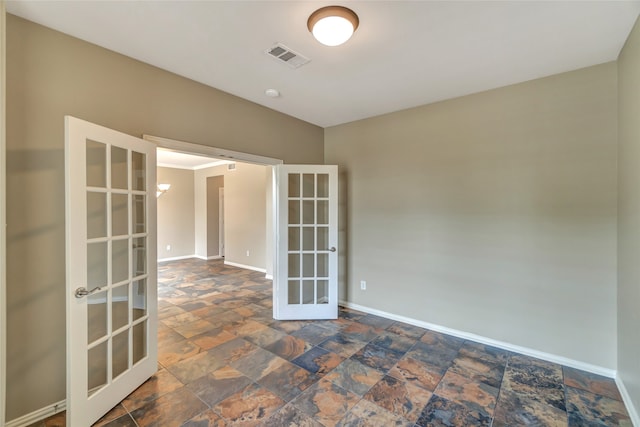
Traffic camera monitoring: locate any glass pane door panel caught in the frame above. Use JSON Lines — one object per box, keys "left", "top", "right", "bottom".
{"left": 112, "top": 194, "right": 128, "bottom": 237}
{"left": 132, "top": 237, "right": 147, "bottom": 278}
{"left": 87, "top": 192, "right": 107, "bottom": 239}
{"left": 88, "top": 290, "right": 108, "bottom": 343}
{"left": 288, "top": 227, "right": 300, "bottom": 251}
{"left": 288, "top": 200, "right": 300, "bottom": 225}
{"left": 317, "top": 200, "right": 328, "bottom": 225}
{"left": 317, "top": 254, "right": 328, "bottom": 278}
{"left": 131, "top": 195, "right": 146, "bottom": 234}
{"left": 302, "top": 227, "right": 314, "bottom": 251}
{"left": 112, "top": 239, "right": 129, "bottom": 284}
{"left": 288, "top": 173, "right": 300, "bottom": 198}
{"left": 302, "top": 254, "right": 314, "bottom": 277}
{"left": 288, "top": 280, "right": 300, "bottom": 304}
{"left": 317, "top": 174, "right": 329, "bottom": 198}
{"left": 86, "top": 140, "right": 106, "bottom": 188}
{"left": 288, "top": 254, "right": 300, "bottom": 277}
{"left": 302, "top": 280, "right": 314, "bottom": 304}
{"left": 302, "top": 201, "right": 314, "bottom": 224}
{"left": 87, "top": 341, "right": 108, "bottom": 397}
{"left": 132, "top": 279, "right": 147, "bottom": 320}
{"left": 317, "top": 227, "right": 328, "bottom": 251}
{"left": 131, "top": 151, "right": 146, "bottom": 191}
{"left": 132, "top": 321, "right": 147, "bottom": 364}
{"left": 87, "top": 242, "right": 108, "bottom": 288}
{"left": 112, "top": 330, "right": 129, "bottom": 379}
{"left": 111, "top": 146, "right": 128, "bottom": 190}
{"left": 112, "top": 284, "right": 129, "bottom": 331}
{"left": 302, "top": 174, "right": 315, "bottom": 197}
{"left": 318, "top": 280, "right": 329, "bottom": 304}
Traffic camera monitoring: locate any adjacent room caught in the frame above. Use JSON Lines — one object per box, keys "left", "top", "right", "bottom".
{"left": 2, "top": 1, "right": 640, "bottom": 426}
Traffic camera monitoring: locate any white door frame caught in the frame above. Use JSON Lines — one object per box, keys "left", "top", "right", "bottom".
{"left": 1, "top": 1, "right": 8, "bottom": 425}
{"left": 143, "top": 134, "right": 283, "bottom": 280}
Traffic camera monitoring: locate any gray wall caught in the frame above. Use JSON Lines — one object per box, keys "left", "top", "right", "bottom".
{"left": 618, "top": 15, "right": 640, "bottom": 420}
{"left": 157, "top": 167, "right": 195, "bottom": 260}
{"left": 207, "top": 175, "right": 225, "bottom": 257}
{"left": 194, "top": 165, "right": 227, "bottom": 259}
{"left": 325, "top": 62, "right": 618, "bottom": 369}
{"left": 5, "top": 15, "right": 323, "bottom": 421}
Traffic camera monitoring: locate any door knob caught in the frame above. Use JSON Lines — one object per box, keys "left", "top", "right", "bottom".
{"left": 328, "top": 247, "right": 336, "bottom": 252}
{"left": 75, "top": 286, "right": 102, "bottom": 298}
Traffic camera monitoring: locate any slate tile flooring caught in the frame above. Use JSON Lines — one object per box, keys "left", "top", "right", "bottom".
{"left": 32, "top": 258, "right": 631, "bottom": 426}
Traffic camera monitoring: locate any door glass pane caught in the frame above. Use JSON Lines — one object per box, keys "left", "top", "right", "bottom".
{"left": 288, "top": 280, "right": 300, "bottom": 304}
{"left": 111, "top": 146, "right": 128, "bottom": 190}
{"left": 132, "top": 237, "right": 147, "bottom": 277}
{"left": 302, "top": 227, "right": 314, "bottom": 251}
{"left": 112, "top": 284, "right": 129, "bottom": 331}
{"left": 317, "top": 174, "right": 329, "bottom": 198}
{"left": 86, "top": 139, "right": 106, "bottom": 188}
{"left": 288, "top": 200, "right": 300, "bottom": 225}
{"left": 112, "top": 194, "right": 128, "bottom": 236}
{"left": 88, "top": 340, "right": 107, "bottom": 397}
{"left": 112, "top": 330, "right": 129, "bottom": 379}
{"left": 302, "top": 174, "right": 315, "bottom": 198}
{"left": 288, "top": 227, "right": 300, "bottom": 251}
{"left": 302, "top": 280, "right": 315, "bottom": 304}
{"left": 303, "top": 254, "right": 314, "bottom": 278}
{"left": 317, "top": 200, "right": 328, "bottom": 225}
{"left": 288, "top": 254, "right": 300, "bottom": 277}
{"left": 88, "top": 290, "right": 108, "bottom": 343}
{"left": 317, "top": 227, "right": 328, "bottom": 251}
{"left": 112, "top": 239, "right": 129, "bottom": 284}
{"left": 288, "top": 173, "right": 300, "bottom": 198}
{"left": 132, "top": 321, "right": 147, "bottom": 364}
{"left": 132, "top": 195, "right": 146, "bottom": 234}
{"left": 87, "top": 192, "right": 107, "bottom": 239}
{"left": 131, "top": 151, "right": 146, "bottom": 191}
{"left": 317, "top": 254, "right": 328, "bottom": 278}
{"left": 303, "top": 201, "right": 314, "bottom": 225}
{"left": 132, "top": 279, "right": 147, "bottom": 321}
{"left": 318, "top": 280, "right": 329, "bottom": 304}
{"left": 88, "top": 242, "right": 108, "bottom": 288}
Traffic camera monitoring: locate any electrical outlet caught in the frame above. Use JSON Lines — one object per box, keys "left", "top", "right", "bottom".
{"left": 166, "top": 245, "right": 171, "bottom": 251}
{"left": 246, "top": 250, "right": 250, "bottom": 257}
{"left": 360, "top": 280, "right": 366, "bottom": 290}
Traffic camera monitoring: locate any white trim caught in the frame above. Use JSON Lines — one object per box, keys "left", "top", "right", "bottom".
{"left": 340, "top": 300, "right": 617, "bottom": 378}
{"left": 157, "top": 160, "right": 231, "bottom": 171}
{"left": 194, "top": 255, "right": 223, "bottom": 261}
{"left": 143, "top": 135, "right": 283, "bottom": 166}
{"left": 5, "top": 399, "right": 66, "bottom": 427}
{"left": 616, "top": 374, "right": 640, "bottom": 427}
{"left": 158, "top": 255, "right": 196, "bottom": 263}
{"left": 224, "top": 260, "right": 266, "bottom": 273}
{"left": 265, "top": 274, "right": 273, "bottom": 280}
{"left": 1, "top": 2, "right": 6, "bottom": 425}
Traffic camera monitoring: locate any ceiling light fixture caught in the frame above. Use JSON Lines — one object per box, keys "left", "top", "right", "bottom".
{"left": 307, "top": 5, "right": 359, "bottom": 47}
{"left": 156, "top": 183, "right": 171, "bottom": 198}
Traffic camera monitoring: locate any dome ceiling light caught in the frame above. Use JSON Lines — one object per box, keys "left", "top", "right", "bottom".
{"left": 307, "top": 5, "right": 359, "bottom": 47}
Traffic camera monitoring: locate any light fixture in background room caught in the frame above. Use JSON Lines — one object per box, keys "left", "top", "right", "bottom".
{"left": 307, "top": 5, "right": 359, "bottom": 46}
{"left": 156, "top": 183, "right": 171, "bottom": 198}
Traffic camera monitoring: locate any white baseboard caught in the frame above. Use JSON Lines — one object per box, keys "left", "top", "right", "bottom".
{"left": 616, "top": 374, "right": 640, "bottom": 427}
{"left": 224, "top": 260, "right": 266, "bottom": 273}
{"left": 5, "top": 399, "right": 65, "bottom": 427}
{"left": 158, "top": 254, "right": 223, "bottom": 262}
{"left": 339, "top": 300, "right": 617, "bottom": 379}
{"left": 194, "top": 255, "right": 223, "bottom": 261}
{"left": 265, "top": 274, "right": 273, "bottom": 280}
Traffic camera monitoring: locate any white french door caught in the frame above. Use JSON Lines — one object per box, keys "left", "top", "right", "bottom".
{"left": 65, "top": 117, "right": 157, "bottom": 426}
{"left": 274, "top": 165, "right": 338, "bottom": 320}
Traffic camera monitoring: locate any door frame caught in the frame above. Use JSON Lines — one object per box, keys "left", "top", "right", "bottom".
{"left": 1, "top": 1, "right": 8, "bottom": 425}
{"left": 143, "top": 134, "right": 283, "bottom": 280}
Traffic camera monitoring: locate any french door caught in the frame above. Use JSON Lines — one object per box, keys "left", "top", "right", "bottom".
{"left": 274, "top": 165, "right": 338, "bottom": 320}
{"left": 65, "top": 117, "right": 157, "bottom": 426}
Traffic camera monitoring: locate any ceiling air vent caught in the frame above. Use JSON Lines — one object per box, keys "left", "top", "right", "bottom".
{"left": 228, "top": 163, "right": 236, "bottom": 171}
{"left": 265, "top": 43, "right": 310, "bottom": 69}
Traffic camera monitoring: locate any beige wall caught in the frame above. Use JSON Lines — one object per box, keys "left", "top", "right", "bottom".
{"left": 207, "top": 175, "right": 225, "bottom": 257}
{"left": 5, "top": 15, "right": 323, "bottom": 421}
{"left": 618, "top": 16, "right": 640, "bottom": 420}
{"left": 325, "top": 62, "right": 618, "bottom": 369}
{"left": 157, "top": 167, "right": 195, "bottom": 260}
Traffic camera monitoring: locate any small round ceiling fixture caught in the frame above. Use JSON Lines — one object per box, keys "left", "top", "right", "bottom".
{"left": 307, "top": 5, "right": 359, "bottom": 47}
{"left": 265, "top": 88, "right": 280, "bottom": 98}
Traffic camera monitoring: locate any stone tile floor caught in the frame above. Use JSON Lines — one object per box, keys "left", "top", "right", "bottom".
{"left": 33, "top": 258, "right": 631, "bottom": 426}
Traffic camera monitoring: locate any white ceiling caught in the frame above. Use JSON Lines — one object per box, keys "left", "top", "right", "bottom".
{"left": 6, "top": 1, "right": 640, "bottom": 127}
{"left": 157, "top": 149, "right": 232, "bottom": 170}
